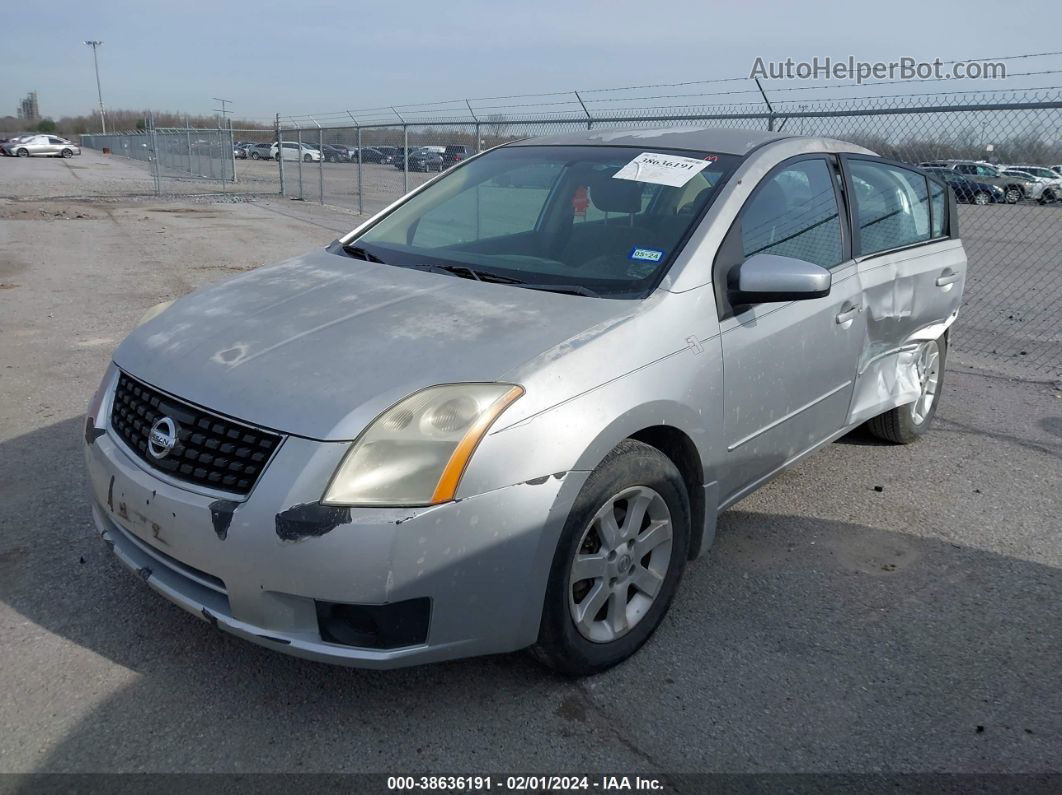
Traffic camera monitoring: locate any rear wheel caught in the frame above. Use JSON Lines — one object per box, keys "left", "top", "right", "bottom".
{"left": 1004, "top": 186, "right": 1022, "bottom": 204}
{"left": 531, "top": 440, "right": 690, "bottom": 676}
{"left": 973, "top": 191, "right": 990, "bottom": 206}
{"left": 866, "top": 336, "right": 945, "bottom": 444}
{"left": 251, "top": 152, "right": 260, "bottom": 160}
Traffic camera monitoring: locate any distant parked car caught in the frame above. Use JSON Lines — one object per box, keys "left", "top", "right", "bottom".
{"left": 922, "top": 167, "right": 1004, "bottom": 205}
{"left": 998, "top": 169, "right": 1050, "bottom": 202}
{"left": 397, "top": 147, "right": 444, "bottom": 172}
{"left": 352, "top": 147, "right": 387, "bottom": 163}
{"left": 322, "top": 144, "right": 353, "bottom": 163}
{"left": 1002, "top": 165, "right": 1062, "bottom": 202}
{"left": 270, "top": 141, "right": 322, "bottom": 162}
{"left": 247, "top": 143, "right": 273, "bottom": 160}
{"left": 3, "top": 134, "right": 80, "bottom": 158}
{"left": 443, "top": 144, "right": 474, "bottom": 166}
{"left": 918, "top": 160, "right": 1026, "bottom": 204}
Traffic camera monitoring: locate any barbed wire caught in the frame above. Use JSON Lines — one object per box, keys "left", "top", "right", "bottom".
{"left": 268, "top": 50, "right": 1062, "bottom": 124}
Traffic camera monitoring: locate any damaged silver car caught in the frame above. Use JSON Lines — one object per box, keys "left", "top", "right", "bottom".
{"left": 84, "top": 128, "right": 965, "bottom": 675}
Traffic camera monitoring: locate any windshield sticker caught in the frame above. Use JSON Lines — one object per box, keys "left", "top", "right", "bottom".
{"left": 613, "top": 152, "right": 712, "bottom": 188}
{"left": 629, "top": 246, "right": 665, "bottom": 263}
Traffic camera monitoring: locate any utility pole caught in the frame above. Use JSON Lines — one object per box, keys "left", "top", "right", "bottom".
{"left": 84, "top": 40, "right": 106, "bottom": 134}
{"left": 212, "top": 97, "right": 233, "bottom": 126}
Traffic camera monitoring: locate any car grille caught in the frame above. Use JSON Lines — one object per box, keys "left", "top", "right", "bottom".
{"left": 110, "top": 372, "right": 282, "bottom": 496}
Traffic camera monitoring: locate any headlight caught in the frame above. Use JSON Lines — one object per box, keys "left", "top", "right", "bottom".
{"left": 323, "top": 383, "right": 524, "bottom": 507}
{"left": 136, "top": 299, "right": 175, "bottom": 328}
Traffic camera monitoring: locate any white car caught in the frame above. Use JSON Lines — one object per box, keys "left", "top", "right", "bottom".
{"left": 270, "top": 141, "right": 322, "bottom": 162}
{"left": 1005, "top": 165, "right": 1062, "bottom": 202}
{"left": 3, "top": 134, "right": 80, "bottom": 158}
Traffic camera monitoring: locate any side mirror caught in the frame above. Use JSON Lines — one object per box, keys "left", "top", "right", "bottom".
{"left": 728, "top": 253, "right": 832, "bottom": 305}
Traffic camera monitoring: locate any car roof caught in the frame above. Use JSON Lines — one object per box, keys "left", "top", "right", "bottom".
{"left": 506, "top": 126, "right": 795, "bottom": 155}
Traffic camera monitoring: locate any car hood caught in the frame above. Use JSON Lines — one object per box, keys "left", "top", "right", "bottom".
{"left": 114, "top": 248, "right": 638, "bottom": 440}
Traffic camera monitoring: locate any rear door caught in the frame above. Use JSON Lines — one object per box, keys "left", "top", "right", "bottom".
{"left": 841, "top": 156, "right": 965, "bottom": 425}
{"left": 715, "top": 155, "right": 866, "bottom": 502}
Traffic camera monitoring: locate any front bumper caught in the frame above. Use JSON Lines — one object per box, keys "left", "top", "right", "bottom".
{"left": 84, "top": 407, "right": 586, "bottom": 668}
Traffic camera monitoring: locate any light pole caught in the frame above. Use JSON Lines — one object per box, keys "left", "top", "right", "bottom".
{"left": 84, "top": 40, "right": 106, "bottom": 134}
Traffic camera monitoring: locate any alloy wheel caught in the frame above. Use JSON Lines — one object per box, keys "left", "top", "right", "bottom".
{"left": 910, "top": 339, "right": 941, "bottom": 425}
{"left": 568, "top": 486, "right": 673, "bottom": 643}
{"left": 974, "top": 192, "right": 989, "bottom": 205}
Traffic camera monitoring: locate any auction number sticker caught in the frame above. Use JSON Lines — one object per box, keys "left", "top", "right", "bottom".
{"left": 612, "top": 151, "right": 711, "bottom": 187}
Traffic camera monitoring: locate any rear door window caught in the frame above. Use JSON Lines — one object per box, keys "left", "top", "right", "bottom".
{"left": 849, "top": 160, "right": 931, "bottom": 255}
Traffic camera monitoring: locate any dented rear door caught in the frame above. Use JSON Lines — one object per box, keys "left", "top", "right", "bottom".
{"left": 842, "top": 156, "right": 966, "bottom": 426}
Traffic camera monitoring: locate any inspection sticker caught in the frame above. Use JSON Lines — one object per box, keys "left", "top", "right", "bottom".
{"left": 629, "top": 246, "right": 665, "bottom": 263}
{"left": 613, "top": 152, "right": 712, "bottom": 187}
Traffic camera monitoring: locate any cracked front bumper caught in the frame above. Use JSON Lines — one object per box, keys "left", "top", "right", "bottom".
{"left": 84, "top": 425, "right": 587, "bottom": 668}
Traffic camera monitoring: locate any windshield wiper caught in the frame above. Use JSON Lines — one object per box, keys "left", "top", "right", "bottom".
{"left": 404, "top": 262, "right": 600, "bottom": 297}
{"left": 341, "top": 243, "right": 386, "bottom": 263}
{"left": 513, "top": 283, "right": 602, "bottom": 298}
{"left": 406, "top": 263, "right": 522, "bottom": 284}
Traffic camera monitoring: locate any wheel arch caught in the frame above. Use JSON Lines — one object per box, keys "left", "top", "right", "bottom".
{"left": 627, "top": 426, "right": 707, "bottom": 559}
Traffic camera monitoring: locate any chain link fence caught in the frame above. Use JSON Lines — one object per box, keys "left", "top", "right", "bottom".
{"left": 81, "top": 121, "right": 247, "bottom": 194}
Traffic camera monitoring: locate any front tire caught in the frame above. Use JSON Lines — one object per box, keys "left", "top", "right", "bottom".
{"left": 251, "top": 152, "right": 260, "bottom": 160}
{"left": 973, "top": 191, "right": 990, "bottom": 206}
{"left": 531, "top": 439, "right": 690, "bottom": 676}
{"left": 866, "top": 336, "right": 945, "bottom": 444}
{"left": 16, "top": 148, "right": 28, "bottom": 157}
{"left": 61, "top": 148, "right": 73, "bottom": 158}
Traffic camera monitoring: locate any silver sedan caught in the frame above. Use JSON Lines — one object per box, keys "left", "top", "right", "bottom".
{"left": 84, "top": 127, "right": 965, "bottom": 675}
{"left": 5, "top": 134, "right": 81, "bottom": 157}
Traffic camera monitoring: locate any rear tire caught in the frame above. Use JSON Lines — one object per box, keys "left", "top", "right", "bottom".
{"left": 251, "top": 152, "right": 260, "bottom": 160}
{"left": 531, "top": 440, "right": 690, "bottom": 676}
{"left": 866, "top": 336, "right": 945, "bottom": 444}
{"left": 973, "top": 191, "right": 990, "bottom": 205}
{"left": 1004, "top": 186, "right": 1022, "bottom": 204}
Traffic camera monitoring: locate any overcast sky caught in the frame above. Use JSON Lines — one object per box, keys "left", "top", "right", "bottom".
{"left": 2, "top": 0, "right": 1060, "bottom": 123}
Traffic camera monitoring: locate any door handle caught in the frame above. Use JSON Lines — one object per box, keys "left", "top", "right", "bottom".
{"left": 835, "top": 305, "right": 860, "bottom": 325}
{"left": 936, "top": 270, "right": 961, "bottom": 287}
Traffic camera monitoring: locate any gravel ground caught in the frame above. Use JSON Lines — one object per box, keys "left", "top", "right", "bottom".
{"left": 0, "top": 153, "right": 1059, "bottom": 779}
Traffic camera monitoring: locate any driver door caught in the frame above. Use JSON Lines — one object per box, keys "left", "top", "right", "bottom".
{"left": 716, "top": 155, "right": 865, "bottom": 503}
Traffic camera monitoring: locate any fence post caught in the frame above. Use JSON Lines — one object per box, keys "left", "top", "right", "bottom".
{"left": 185, "top": 117, "right": 192, "bottom": 177}
{"left": 356, "top": 124, "right": 363, "bottom": 215}
{"left": 402, "top": 125, "right": 409, "bottom": 195}
{"left": 149, "top": 113, "right": 162, "bottom": 196}
{"left": 229, "top": 118, "right": 237, "bottom": 185}
{"left": 466, "top": 99, "right": 482, "bottom": 153}
{"left": 297, "top": 127, "right": 304, "bottom": 200}
{"left": 575, "top": 91, "right": 592, "bottom": 130}
{"left": 275, "top": 114, "right": 285, "bottom": 196}
{"left": 754, "top": 77, "right": 775, "bottom": 132}
{"left": 316, "top": 120, "right": 324, "bottom": 205}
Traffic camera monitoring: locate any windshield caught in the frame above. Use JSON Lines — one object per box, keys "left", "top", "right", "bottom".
{"left": 348, "top": 145, "right": 739, "bottom": 297}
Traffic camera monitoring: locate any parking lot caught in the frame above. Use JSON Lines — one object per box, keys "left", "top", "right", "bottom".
{"left": 1, "top": 153, "right": 1059, "bottom": 778}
